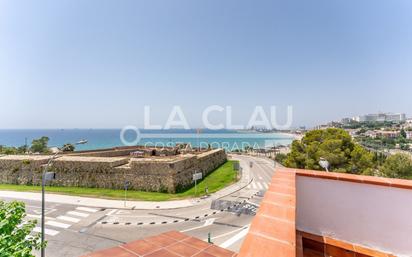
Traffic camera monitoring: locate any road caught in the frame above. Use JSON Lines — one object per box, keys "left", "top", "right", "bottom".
{"left": 1, "top": 155, "right": 276, "bottom": 257}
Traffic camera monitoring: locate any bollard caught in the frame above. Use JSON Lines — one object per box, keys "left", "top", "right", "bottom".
{"left": 208, "top": 232, "right": 212, "bottom": 244}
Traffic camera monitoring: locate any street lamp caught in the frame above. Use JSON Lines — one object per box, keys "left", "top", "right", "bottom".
{"left": 319, "top": 157, "right": 330, "bottom": 172}
{"left": 41, "top": 141, "right": 87, "bottom": 257}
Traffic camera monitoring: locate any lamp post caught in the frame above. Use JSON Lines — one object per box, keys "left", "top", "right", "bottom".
{"left": 41, "top": 141, "right": 86, "bottom": 257}
{"left": 319, "top": 157, "right": 330, "bottom": 172}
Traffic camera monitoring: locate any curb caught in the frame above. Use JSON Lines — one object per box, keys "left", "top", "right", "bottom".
{"left": 100, "top": 191, "right": 262, "bottom": 226}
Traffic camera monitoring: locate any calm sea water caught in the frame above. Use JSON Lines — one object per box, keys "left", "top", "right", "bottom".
{"left": 0, "top": 129, "right": 293, "bottom": 152}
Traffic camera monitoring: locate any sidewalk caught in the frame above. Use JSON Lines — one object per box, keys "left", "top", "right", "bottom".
{"left": 0, "top": 156, "right": 253, "bottom": 210}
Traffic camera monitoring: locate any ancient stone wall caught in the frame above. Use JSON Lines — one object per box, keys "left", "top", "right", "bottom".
{"left": 68, "top": 146, "right": 179, "bottom": 158}
{"left": 0, "top": 156, "right": 49, "bottom": 185}
{"left": 0, "top": 149, "right": 227, "bottom": 193}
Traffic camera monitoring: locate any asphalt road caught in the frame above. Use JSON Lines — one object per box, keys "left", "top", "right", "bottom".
{"left": 1, "top": 155, "right": 276, "bottom": 257}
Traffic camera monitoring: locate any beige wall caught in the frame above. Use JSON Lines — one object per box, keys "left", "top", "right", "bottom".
{"left": 296, "top": 176, "right": 412, "bottom": 257}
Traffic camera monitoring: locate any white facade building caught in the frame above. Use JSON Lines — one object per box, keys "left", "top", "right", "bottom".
{"left": 355, "top": 113, "right": 406, "bottom": 123}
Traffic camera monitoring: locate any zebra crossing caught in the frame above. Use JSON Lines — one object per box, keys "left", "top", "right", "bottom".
{"left": 30, "top": 206, "right": 99, "bottom": 237}
{"left": 245, "top": 157, "right": 275, "bottom": 191}
{"left": 247, "top": 181, "right": 268, "bottom": 190}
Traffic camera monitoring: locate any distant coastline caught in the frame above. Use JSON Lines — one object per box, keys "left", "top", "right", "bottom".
{"left": 278, "top": 132, "right": 303, "bottom": 141}
{"left": 0, "top": 129, "right": 295, "bottom": 152}
{"left": 235, "top": 130, "right": 302, "bottom": 140}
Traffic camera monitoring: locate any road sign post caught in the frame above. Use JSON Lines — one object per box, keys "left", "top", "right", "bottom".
{"left": 124, "top": 181, "right": 130, "bottom": 207}
{"left": 192, "top": 172, "right": 202, "bottom": 197}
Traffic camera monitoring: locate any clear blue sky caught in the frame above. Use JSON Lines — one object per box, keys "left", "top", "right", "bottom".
{"left": 1, "top": 0, "right": 411, "bottom": 129}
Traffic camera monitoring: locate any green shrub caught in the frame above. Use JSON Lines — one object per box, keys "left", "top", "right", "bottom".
{"left": 0, "top": 200, "right": 44, "bottom": 256}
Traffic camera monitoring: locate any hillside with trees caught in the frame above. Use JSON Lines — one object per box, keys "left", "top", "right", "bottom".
{"left": 281, "top": 128, "right": 412, "bottom": 179}
{"left": 0, "top": 136, "right": 75, "bottom": 155}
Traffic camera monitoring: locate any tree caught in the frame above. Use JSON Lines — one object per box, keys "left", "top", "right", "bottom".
{"left": 3, "top": 147, "right": 17, "bottom": 155}
{"left": 62, "top": 143, "right": 75, "bottom": 152}
{"left": 30, "top": 137, "right": 49, "bottom": 153}
{"left": 350, "top": 144, "right": 375, "bottom": 174}
{"left": 0, "top": 201, "right": 44, "bottom": 257}
{"left": 0, "top": 145, "right": 27, "bottom": 155}
{"left": 400, "top": 129, "right": 407, "bottom": 139}
{"left": 17, "top": 145, "right": 28, "bottom": 154}
{"left": 274, "top": 153, "right": 287, "bottom": 164}
{"left": 381, "top": 153, "right": 412, "bottom": 179}
{"left": 284, "top": 128, "right": 376, "bottom": 173}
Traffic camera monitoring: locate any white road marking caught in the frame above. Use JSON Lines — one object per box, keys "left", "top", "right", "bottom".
{"left": 253, "top": 161, "right": 273, "bottom": 182}
{"left": 106, "top": 209, "right": 117, "bottom": 216}
{"left": 209, "top": 226, "right": 249, "bottom": 240}
{"left": 263, "top": 183, "right": 269, "bottom": 189}
{"left": 76, "top": 207, "right": 98, "bottom": 213}
{"left": 256, "top": 182, "right": 263, "bottom": 190}
{"left": 33, "top": 227, "right": 59, "bottom": 236}
{"left": 57, "top": 216, "right": 80, "bottom": 223}
{"left": 26, "top": 214, "right": 55, "bottom": 220}
{"left": 111, "top": 215, "right": 157, "bottom": 219}
{"left": 46, "top": 221, "right": 71, "bottom": 229}
{"left": 219, "top": 225, "right": 250, "bottom": 248}
{"left": 67, "top": 211, "right": 89, "bottom": 218}
{"left": 180, "top": 218, "right": 216, "bottom": 233}
{"left": 29, "top": 208, "right": 57, "bottom": 215}
{"left": 204, "top": 218, "right": 216, "bottom": 226}
{"left": 116, "top": 210, "right": 131, "bottom": 215}
{"left": 252, "top": 182, "right": 257, "bottom": 189}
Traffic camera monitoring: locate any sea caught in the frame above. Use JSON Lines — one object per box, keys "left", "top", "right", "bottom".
{"left": 0, "top": 129, "right": 294, "bottom": 152}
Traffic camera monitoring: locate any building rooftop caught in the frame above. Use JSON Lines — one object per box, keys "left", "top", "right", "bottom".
{"left": 81, "top": 231, "right": 237, "bottom": 257}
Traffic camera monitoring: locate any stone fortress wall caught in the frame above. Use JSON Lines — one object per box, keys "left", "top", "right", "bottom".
{"left": 66, "top": 146, "right": 179, "bottom": 158}
{"left": 0, "top": 147, "right": 227, "bottom": 193}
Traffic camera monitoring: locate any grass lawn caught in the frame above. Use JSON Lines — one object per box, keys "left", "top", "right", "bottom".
{"left": 0, "top": 160, "right": 238, "bottom": 201}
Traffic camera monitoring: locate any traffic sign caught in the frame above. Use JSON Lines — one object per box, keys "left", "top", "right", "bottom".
{"left": 193, "top": 172, "right": 202, "bottom": 181}
{"left": 124, "top": 181, "right": 131, "bottom": 189}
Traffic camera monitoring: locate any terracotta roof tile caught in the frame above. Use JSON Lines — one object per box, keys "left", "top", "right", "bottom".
{"left": 182, "top": 237, "right": 211, "bottom": 251}
{"left": 166, "top": 242, "right": 200, "bottom": 256}
{"left": 162, "top": 230, "right": 191, "bottom": 241}
{"left": 145, "top": 234, "right": 177, "bottom": 248}
{"left": 257, "top": 202, "right": 295, "bottom": 222}
{"left": 121, "top": 240, "right": 160, "bottom": 256}
{"left": 249, "top": 215, "right": 295, "bottom": 245}
{"left": 238, "top": 171, "right": 297, "bottom": 257}
{"left": 289, "top": 167, "right": 412, "bottom": 190}
{"left": 239, "top": 233, "right": 295, "bottom": 257}
{"left": 192, "top": 252, "right": 217, "bottom": 257}
{"left": 82, "top": 231, "right": 236, "bottom": 257}
{"left": 83, "top": 247, "right": 137, "bottom": 257}
{"left": 263, "top": 191, "right": 295, "bottom": 207}
{"left": 144, "top": 249, "right": 181, "bottom": 257}
{"left": 204, "top": 245, "right": 237, "bottom": 257}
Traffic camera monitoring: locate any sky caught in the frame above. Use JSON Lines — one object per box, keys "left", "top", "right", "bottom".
{"left": 0, "top": 0, "right": 411, "bottom": 129}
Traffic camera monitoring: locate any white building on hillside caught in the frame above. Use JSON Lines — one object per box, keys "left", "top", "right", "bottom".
{"left": 354, "top": 113, "right": 406, "bottom": 123}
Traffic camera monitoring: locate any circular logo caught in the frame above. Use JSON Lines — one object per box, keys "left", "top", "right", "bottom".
{"left": 120, "top": 126, "right": 141, "bottom": 146}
